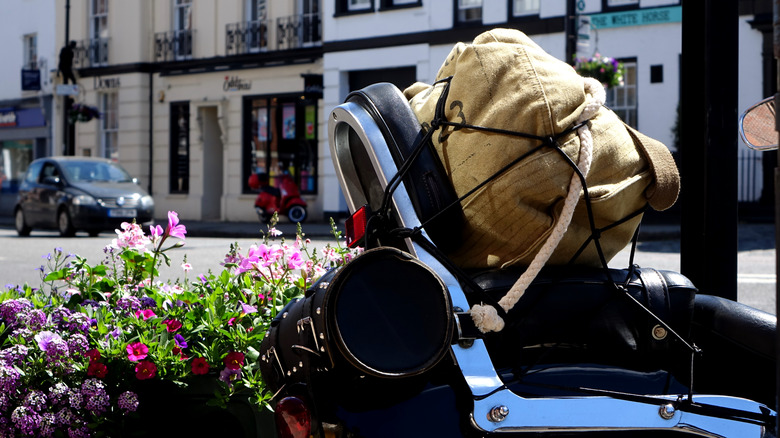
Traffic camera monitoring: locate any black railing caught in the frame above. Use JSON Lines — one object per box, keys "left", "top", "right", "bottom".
{"left": 226, "top": 20, "right": 271, "bottom": 55}
{"left": 74, "top": 38, "right": 109, "bottom": 68}
{"left": 154, "top": 30, "right": 193, "bottom": 62}
{"left": 276, "top": 13, "right": 321, "bottom": 51}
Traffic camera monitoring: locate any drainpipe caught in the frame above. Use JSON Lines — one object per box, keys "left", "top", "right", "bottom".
{"left": 148, "top": 71, "right": 153, "bottom": 195}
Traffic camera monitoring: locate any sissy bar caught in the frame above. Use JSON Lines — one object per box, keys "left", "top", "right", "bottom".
{"left": 328, "top": 94, "right": 772, "bottom": 437}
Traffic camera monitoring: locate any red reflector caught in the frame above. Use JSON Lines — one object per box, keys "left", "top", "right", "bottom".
{"left": 345, "top": 205, "right": 369, "bottom": 248}
{"left": 275, "top": 396, "right": 311, "bottom": 438}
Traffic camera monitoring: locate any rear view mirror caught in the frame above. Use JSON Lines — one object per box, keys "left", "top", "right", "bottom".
{"left": 739, "top": 96, "right": 777, "bottom": 151}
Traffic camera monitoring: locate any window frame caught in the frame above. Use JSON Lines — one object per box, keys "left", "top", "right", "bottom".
{"left": 455, "top": 0, "right": 482, "bottom": 25}
{"left": 511, "top": 0, "right": 540, "bottom": 17}
{"left": 23, "top": 34, "right": 37, "bottom": 70}
{"left": 379, "top": 0, "right": 421, "bottom": 11}
{"left": 99, "top": 92, "right": 119, "bottom": 160}
{"left": 335, "top": 0, "right": 374, "bottom": 16}
{"left": 605, "top": 59, "right": 638, "bottom": 129}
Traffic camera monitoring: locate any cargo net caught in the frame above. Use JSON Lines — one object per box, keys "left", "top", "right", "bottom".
{"left": 373, "top": 74, "right": 696, "bottom": 350}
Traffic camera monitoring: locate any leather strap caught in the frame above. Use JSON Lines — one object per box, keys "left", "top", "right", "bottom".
{"left": 637, "top": 267, "right": 672, "bottom": 351}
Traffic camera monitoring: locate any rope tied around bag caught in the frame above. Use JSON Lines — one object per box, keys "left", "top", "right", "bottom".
{"left": 470, "top": 77, "right": 606, "bottom": 333}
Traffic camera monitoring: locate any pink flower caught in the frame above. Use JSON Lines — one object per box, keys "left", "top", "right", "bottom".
{"left": 135, "top": 309, "right": 156, "bottom": 321}
{"left": 149, "top": 224, "right": 164, "bottom": 239}
{"left": 135, "top": 361, "right": 157, "bottom": 380}
{"left": 84, "top": 349, "right": 101, "bottom": 363}
{"left": 126, "top": 342, "right": 149, "bottom": 362}
{"left": 223, "top": 351, "right": 245, "bottom": 370}
{"left": 166, "top": 211, "right": 187, "bottom": 240}
{"left": 286, "top": 251, "right": 305, "bottom": 270}
{"left": 181, "top": 262, "right": 192, "bottom": 272}
{"left": 227, "top": 317, "right": 236, "bottom": 326}
{"left": 163, "top": 319, "right": 182, "bottom": 332}
{"left": 192, "top": 357, "right": 209, "bottom": 375}
{"left": 268, "top": 227, "right": 283, "bottom": 237}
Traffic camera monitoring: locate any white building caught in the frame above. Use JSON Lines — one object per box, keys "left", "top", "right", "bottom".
{"left": 9, "top": 0, "right": 767, "bottom": 222}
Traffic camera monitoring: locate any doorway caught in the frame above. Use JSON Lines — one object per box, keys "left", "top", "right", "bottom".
{"left": 200, "top": 106, "right": 223, "bottom": 220}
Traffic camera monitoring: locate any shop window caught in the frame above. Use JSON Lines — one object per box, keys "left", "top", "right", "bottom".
{"left": 456, "top": 0, "right": 482, "bottom": 24}
{"left": 0, "top": 140, "right": 33, "bottom": 193}
{"left": 606, "top": 61, "right": 637, "bottom": 128}
{"left": 23, "top": 34, "right": 37, "bottom": 70}
{"left": 244, "top": 96, "right": 318, "bottom": 196}
{"left": 512, "top": 0, "right": 539, "bottom": 16}
{"left": 170, "top": 102, "right": 190, "bottom": 194}
{"left": 100, "top": 92, "right": 118, "bottom": 160}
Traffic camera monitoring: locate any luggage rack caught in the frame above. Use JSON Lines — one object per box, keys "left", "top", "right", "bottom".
{"left": 329, "top": 89, "right": 775, "bottom": 437}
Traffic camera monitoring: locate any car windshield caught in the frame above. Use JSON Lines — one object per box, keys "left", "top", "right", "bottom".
{"left": 59, "top": 161, "right": 134, "bottom": 183}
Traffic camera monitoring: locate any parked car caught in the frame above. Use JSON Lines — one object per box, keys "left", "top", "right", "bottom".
{"left": 14, "top": 157, "right": 154, "bottom": 237}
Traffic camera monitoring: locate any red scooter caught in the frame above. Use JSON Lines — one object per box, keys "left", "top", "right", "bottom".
{"left": 248, "top": 171, "right": 307, "bottom": 223}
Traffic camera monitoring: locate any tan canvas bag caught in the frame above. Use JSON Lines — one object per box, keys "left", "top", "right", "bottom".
{"left": 403, "top": 28, "right": 679, "bottom": 271}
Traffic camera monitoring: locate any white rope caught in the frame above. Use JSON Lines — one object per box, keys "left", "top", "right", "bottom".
{"left": 470, "top": 78, "right": 606, "bottom": 333}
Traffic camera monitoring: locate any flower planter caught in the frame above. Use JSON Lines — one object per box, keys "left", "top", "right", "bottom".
{"left": 123, "top": 377, "right": 276, "bottom": 437}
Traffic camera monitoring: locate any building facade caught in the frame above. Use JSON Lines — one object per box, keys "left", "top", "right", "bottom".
{"left": 43, "top": 0, "right": 772, "bottom": 223}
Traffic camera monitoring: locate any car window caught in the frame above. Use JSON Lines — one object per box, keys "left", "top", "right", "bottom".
{"left": 61, "top": 161, "right": 133, "bottom": 183}
{"left": 40, "top": 163, "right": 60, "bottom": 183}
{"left": 25, "top": 161, "right": 43, "bottom": 183}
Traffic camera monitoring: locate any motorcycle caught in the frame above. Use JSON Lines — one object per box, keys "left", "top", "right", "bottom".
{"left": 258, "top": 83, "right": 778, "bottom": 437}
{"left": 249, "top": 171, "right": 308, "bottom": 224}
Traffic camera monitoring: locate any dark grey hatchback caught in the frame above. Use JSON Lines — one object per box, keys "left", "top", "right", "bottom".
{"left": 14, "top": 157, "right": 155, "bottom": 236}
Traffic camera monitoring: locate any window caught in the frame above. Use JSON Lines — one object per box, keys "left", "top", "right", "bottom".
{"left": 348, "top": 0, "right": 372, "bottom": 11}
{"left": 244, "top": 96, "right": 318, "bottom": 195}
{"left": 606, "top": 61, "right": 637, "bottom": 128}
{"left": 457, "top": 0, "right": 482, "bottom": 23}
{"left": 89, "top": 0, "right": 109, "bottom": 65}
{"left": 1, "top": 140, "right": 34, "bottom": 193}
{"left": 513, "top": 0, "right": 539, "bottom": 16}
{"left": 380, "top": 0, "right": 420, "bottom": 8}
{"left": 170, "top": 102, "right": 190, "bottom": 194}
{"left": 99, "top": 93, "right": 118, "bottom": 160}
{"left": 23, "top": 34, "right": 37, "bottom": 70}
{"left": 173, "top": 0, "right": 193, "bottom": 59}
{"left": 245, "top": 0, "right": 268, "bottom": 51}
{"left": 606, "top": 0, "right": 638, "bottom": 6}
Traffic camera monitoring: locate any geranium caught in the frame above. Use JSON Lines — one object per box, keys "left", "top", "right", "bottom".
{"left": 0, "top": 213, "right": 360, "bottom": 435}
{"left": 574, "top": 53, "right": 625, "bottom": 88}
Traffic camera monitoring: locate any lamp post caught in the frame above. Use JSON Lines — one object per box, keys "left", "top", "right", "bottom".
{"left": 61, "top": 0, "right": 75, "bottom": 156}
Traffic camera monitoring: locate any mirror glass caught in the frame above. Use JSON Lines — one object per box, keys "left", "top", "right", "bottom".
{"left": 739, "top": 96, "right": 777, "bottom": 151}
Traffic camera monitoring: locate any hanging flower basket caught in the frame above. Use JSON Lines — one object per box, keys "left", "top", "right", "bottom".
{"left": 68, "top": 103, "right": 101, "bottom": 124}
{"left": 574, "top": 54, "right": 625, "bottom": 88}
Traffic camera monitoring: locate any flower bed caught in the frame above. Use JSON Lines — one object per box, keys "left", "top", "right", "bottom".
{"left": 0, "top": 213, "right": 360, "bottom": 437}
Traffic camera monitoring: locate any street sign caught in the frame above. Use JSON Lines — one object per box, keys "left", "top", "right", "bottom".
{"left": 56, "top": 84, "right": 79, "bottom": 96}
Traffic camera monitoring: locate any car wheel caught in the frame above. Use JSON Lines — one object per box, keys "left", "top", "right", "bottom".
{"left": 87, "top": 229, "right": 101, "bottom": 237}
{"left": 287, "top": 205, "right": 307, "bottom": 223}
{"left": 14, "top": 208, "right": 31, "bottom": 237}
{"left": 58, "top": 209, "right": 76, "bottom": 237}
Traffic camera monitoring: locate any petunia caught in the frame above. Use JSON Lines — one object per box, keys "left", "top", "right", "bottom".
{"left": 135, "top": 361, "right": 157, "bottom": 380}
{"left": 223, "top": 351, "right": 245, "bottom": 370}
{"left": 84, "top": 349, "right": 101, "bottom": 363}
{"left": 126, "top": 342, "right": 148, "bottom": 362}
{"left": 191, "top": 357, "right": 209, "bottom": 375}
{"left": 174, "top": 334, "right": 188, "bottom": 349}
{"left": 87, "top": 362, "right": 108, "bottom": 379}
{"left": 135, "top": 309, "right": 156, "bottom": 321}
{"left": 239, "top": 301, "right": 257, "bottom": 315}
{"left": 166, "top": 211, "right": 187, "bottom": 240}
{"left": 163, "top": 319, "right": 182, "bottom": 332}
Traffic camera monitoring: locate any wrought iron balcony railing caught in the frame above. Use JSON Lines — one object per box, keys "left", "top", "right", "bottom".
{"left": 73, "top": 37, "right": 109, "bottom": 68}
{"left": 154, "top": 29, "right": 193, "bottom": 62}
{"left": 226, "top": 20, "right": 271, "bottom": 55}
{"left": 276, "top": 13, "right": 321, "bottom": 51}
{"left": 225, "top": 13, "right": 321, "bottom": 56}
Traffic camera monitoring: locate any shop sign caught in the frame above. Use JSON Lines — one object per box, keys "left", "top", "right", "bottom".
{"left": 94, "top": 76, "right": 121, "bottom": 90}
{"left": 56, "top": 84, "right": 79, "bottom": 96}
{"left": 0, "top": 110, "right": 16, "bottom": 128}
{"left": 589, "top": 6, "right": 681, "bottom": 30}
{"left": 21, "top": 69, "right": 41, "bottom": 91}
{"left": 223, "top": 76, "right": 252, "bottom": 92}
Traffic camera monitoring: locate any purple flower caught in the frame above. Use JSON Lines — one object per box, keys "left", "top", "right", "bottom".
{"left": 66, "top": 312, "right": 90, "bottom": 333}
{"left": 0, "top": 298, "right": 32, "bottom": 327}
{"left": 140, "top": 296, "right": 157, "bottom": 308}
{"left": 24, "top": 390, "right": 48, "bottom": 413}
{"left": 219, "top": 367, "right": 242, "bottom": 388}
{"left": 50, "top": 307, "right": 72, "bottom": 327}
{"left": 67, "top": 333, "right": 88, "bottom": 356}
{"left": 0, "top": 344, "right": 29, "bottom": 366}
{"left": 81, "top": 379, "right": 110, "bottom": 415}
{"left": 48, "top": 382, "right": 70, "bottom": 406}
{"left": 23, "top": 309, "right": 47, "bottom": 331}
{"left": 174, "top": 334, "right": 187, "bottom": 349}
{"left": 11, "top": 406, "right": 41, "bottom": 436}
{"left": 239, "top": 301, "right": 257, "bottom": 315}
{"left": 0, "top": 366, "right": 20, "bottom": 393}
{"left": 117, "top": 391, "right": 139, "bottom": 413}
{"left": 36, "top": 332, "right": 69, "bottom": 365}
{"left": 117, "top": 296, "right": 142, "bottom": 312}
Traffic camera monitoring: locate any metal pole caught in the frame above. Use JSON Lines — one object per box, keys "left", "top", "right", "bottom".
{"left": 62, "top": 0, "right": 74, "bottom": 156}
{"left": 565, "top": 0, "right": 576, "bottom": 65}
{"left": 773, "top": 0, "right": 780, "bottom": 430}
{"left": 680, "top": 0, "right": 739, "bottom": 300}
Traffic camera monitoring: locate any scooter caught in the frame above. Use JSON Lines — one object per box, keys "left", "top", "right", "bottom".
{"left": 259, "top": 83, "right": 777, "bottom": 437}
{"left": 249, "top": 171, "right": 308, "bottom": 224}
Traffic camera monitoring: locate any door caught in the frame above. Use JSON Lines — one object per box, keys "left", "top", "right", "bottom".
{"left": 200, "top": 106, "right": 224, "bottom": 220}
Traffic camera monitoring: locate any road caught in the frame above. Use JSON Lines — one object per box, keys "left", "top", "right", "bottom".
{"left": 0, "top": 226, "right": 775, "bottom": 314}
